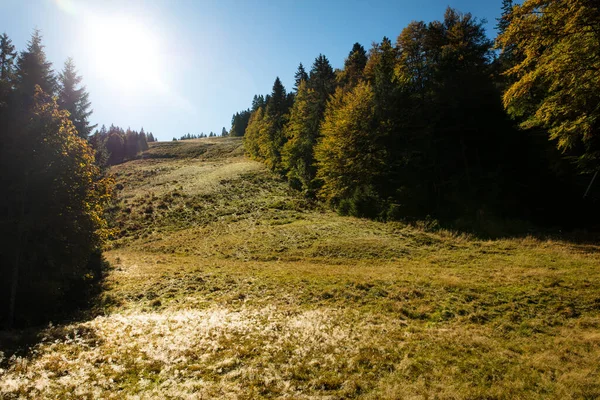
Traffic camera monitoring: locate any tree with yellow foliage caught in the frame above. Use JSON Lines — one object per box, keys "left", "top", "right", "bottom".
{"left": 497, "top": 0, "right": 600, "bottom": 172}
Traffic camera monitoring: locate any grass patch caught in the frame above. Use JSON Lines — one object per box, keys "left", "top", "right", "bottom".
{"left": 2, "top": 138, "right": 599, "bottom": 399}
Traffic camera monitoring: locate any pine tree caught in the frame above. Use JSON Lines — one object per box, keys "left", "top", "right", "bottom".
{"left": 308, "top": 54, "right": 336, "bottom": 109}
{"left": 0, "top": 33, "right": 17, "bottom": 105}
{"left": 1, "top": 86, "right": 112, "bottom": 328}
{"left": 267, "top": 77, "right": 287, "bottom": 118}
{"left": 293, "top": 63, "right": 308, "bottom": 92}
{"left": 251, "top": 94, "right": 265, "bottom": 111}
{"left": 58, "top": 58, "right": 96, "bottom": 138}
{"left": 0, "top": 33, "right": 17, "bottom": 83}
{"left": 230, "top": 109, "right": 251, "bottom": 136}
{"left": 138, "top": 127, "right": 149, "bottom": 151}
{"left": 341, "top": 43, "right": 367, "bottom": 88}
{"left": 15, "top": 29, "right": 57, "bottom": 103}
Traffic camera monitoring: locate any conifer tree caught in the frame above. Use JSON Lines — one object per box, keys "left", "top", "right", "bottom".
{"left": 230, "top": 109, "right": 251, "bottom": 136}
{"left": 251, "top": 94, "right": 265, "bottom": 111}
{"left": 308, "top": 54, "right": 336, "bottom": 110}
{"left": 15, "top": 30, "right": 56, "bottom": 103}
{"left": 1, "top": 86, "right": 112, "bottom": 328}
{"left": 293, "top": 63, "right": 308, "bottom": 92}
{"left": 138, "top": 127, "right": 149, "bottom": 151}
{"left": 0, "top": 33, "right": 17, "bottom": 83}
{"left": 58, "top": 58, "right": 96, "bottom": 138}
{"left": 0, "top": 33, "right": 17, "bottom": 104}
{"left": 340, "top": 43, "right": 367, "bottom": 88}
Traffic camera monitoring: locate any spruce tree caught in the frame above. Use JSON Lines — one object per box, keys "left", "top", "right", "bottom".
{"left": 16, "top": 29, "right": 57, "bottom": 103}
{"left": 341, "top": 43, "right": 367, "bottom": 88}
{"left": 293, "top": 63, "right": 308, "bottom": 92}
{"left": 58, "top": 58, "right": 96, "bottom": 138}
{"left": 0, "top": 33, "right": 17, "bottom": 83}
{"left": 0, "top": 33, "right": 17, "bottom": 104}
{"left": 308, "top": 54, "right": 336, "bottom": 109}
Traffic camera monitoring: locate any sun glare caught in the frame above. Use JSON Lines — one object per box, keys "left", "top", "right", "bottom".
{"left": 86, "top": 16, "right": 162, "bottom": 91}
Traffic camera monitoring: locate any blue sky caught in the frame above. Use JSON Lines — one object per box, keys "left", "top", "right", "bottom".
{"left": 1, "top": 0, "right": 505, "bottom": 141}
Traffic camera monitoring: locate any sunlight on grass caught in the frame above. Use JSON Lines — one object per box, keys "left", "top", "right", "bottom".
{"left": 2, "top": 138, "right": 599, "bottom": 399}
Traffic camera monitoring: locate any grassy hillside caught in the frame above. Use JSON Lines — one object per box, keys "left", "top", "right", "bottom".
{"left": 2, "top": 137, "right": 600, "bottom": 399}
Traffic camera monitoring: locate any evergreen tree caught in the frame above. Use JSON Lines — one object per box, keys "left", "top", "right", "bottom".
{"left": 308, "top": 54, "right": 336, "bottom": 109}
{"left": 138, "top": 127, "right": 149, "bottom": 151}
{"left": 0, "top": 86, "right": 112, "bottom": 328}
{"left": 252, "top": 94, "right": 265, "bottom": 111}
{"left": 230, "top": 109, "right": 251, "bottom": 136}
{"left": 0, "top": 33, "right": 17, "bottom": 105}
{"left": 340, "top": 43, "right": 367, "bottom": 88}
{"left": 0, "top": 33, "right": 17, "bottom": 84}
{"left": 266, "top": 77, "right": 287, "bottom": 118}
{"left": 58, "top": 58, "right": 96, "bottom": 138}
{"left": 293, "top": 63, "right": 308, "bottom": 92}
{"left": 221, "top": 127, "right": 228, "bottom": 136}
{"left": 15, "top": 29, "right": 57, "bottom": 104}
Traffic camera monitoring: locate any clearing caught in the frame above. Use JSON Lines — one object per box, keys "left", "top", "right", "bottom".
{"left": 1, "top": 137, "right": 600, "bottom": 399}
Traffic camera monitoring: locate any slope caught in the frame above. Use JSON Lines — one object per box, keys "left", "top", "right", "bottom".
{"left": 2, "top": 137, "right": 600, "bottom": 399}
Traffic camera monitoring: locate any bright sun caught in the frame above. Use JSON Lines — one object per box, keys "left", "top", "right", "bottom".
{"left": 87, "top": 16, "right": 162, "bottom": 90}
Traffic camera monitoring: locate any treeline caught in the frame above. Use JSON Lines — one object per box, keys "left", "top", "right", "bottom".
{"left": 0, "top": 30, "right": 113, "bottom": 329}
{"left": 91, "top": 125, "right": 156, "bottom": 166}
{"left": 174, "top": 128, "right": 227, "bottom": 141}
{"left": 233, "top": 3, "right": 599, "bottom": 231}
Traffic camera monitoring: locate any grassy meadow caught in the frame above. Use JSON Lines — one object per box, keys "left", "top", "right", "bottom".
{"left": 1, "top": 137, "right": 600, "bottom": 399}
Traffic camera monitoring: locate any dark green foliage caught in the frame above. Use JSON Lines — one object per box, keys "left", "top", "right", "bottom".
{"left": 237, "top": 6, "right": 599, "bottom": 231}
{"left": 0, "top": 86, "right": 112, "bottom": 328}
{"left": 293, "top": 63, "right": 308, "bottom": 92}
{"left": 58, "top": 58, "right": 96, "bottom": 138}
{"left": 91, "top": 125, "right": 152, "bottom": 166}
{"left": 340, "top": 43, "right": 367, "bottom": 88}
{"left": 15, "top": 30, "right": 57, "bottom": 105}
{"left": 244, "top": 77, "right": 291, "bottom": 170}
{"left": 252, "top": 94, "right": 265, "bottom": 111}
{"left": 308, "top": 54, "right": 336, "bottom": 111}
{"left": 0, "top": 33, "right": 17, "bottom": 100}
{"left": 230, "top": 109, "right": 251, "bottom": 137}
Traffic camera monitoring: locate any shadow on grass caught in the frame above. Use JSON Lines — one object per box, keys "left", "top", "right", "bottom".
{"left": 408, "top": 214, "right": 600, "bottom": 249}
{"left": 0, "top": 252, "right": 112, "bottom": 365}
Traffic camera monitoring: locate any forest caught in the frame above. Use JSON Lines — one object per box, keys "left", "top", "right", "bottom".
{"left": 233, "top": 2, "right": 600, "bottom": 232}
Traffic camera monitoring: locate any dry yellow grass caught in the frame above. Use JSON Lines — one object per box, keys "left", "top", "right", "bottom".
{"left": 2, "top": 137, "right": 600, "bottom": 399}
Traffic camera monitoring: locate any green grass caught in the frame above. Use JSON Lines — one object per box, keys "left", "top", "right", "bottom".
{"left": 2, "top": 137, "right": 600, "bottom": 399}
